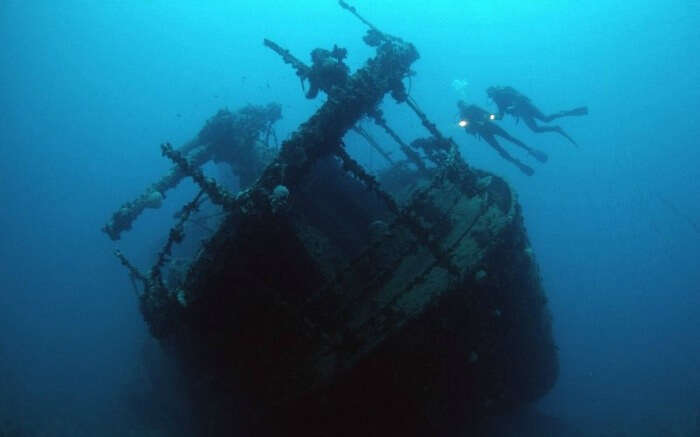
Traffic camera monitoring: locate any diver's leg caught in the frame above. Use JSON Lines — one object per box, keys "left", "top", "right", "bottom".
{"left": 539, "top": 106, "right": 589, "bottom": 122}
{"left": 529, "top": 105, "right": 550, "bottom": 122}
{"left": 491, "top": 125, "right": 548, "bottom": 163}
{"left": 522, "top": 117, "right": 578, "bottom": 146}
{"left": 483, "top": 134, "right": 534, "bottom": 176}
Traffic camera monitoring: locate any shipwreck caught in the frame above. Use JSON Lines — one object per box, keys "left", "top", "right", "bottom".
{"left": 105, "top": 3, "right": 558, "bottom": 436}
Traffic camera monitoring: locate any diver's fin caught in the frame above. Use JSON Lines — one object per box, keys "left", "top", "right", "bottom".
{"left": 556, "top": 127, "right": 578, "bottom": 147}
{"left": 516, "top": 161, "right": 535, "bottom": 176}
{"left": 566, "top": 106, "right": 588, "bottom": 116}
{"left": 529, "top": 149, "right": 548, "bottom": 163}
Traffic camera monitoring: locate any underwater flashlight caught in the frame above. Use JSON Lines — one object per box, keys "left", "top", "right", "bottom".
{"left": 489, "top": 114, "right": 496, "bottom": 120}
{"left": 458, "top": 120, "right": 468, "bottom": 127}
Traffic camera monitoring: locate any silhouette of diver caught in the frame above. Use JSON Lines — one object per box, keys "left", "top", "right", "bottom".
{"left": 458, "top": 100, "right": 547, "bottom": 176}
{"left": 487, "top": 86, "right": 588, "bottom": 146}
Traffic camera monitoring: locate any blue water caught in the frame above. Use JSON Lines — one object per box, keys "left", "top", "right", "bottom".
{"left": 1, "top": 1, "right": 699, "bottom": 435}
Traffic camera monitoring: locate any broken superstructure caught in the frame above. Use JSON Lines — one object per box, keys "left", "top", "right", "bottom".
{"left": 105, "top": 2, "right": 558, "bottom": 435}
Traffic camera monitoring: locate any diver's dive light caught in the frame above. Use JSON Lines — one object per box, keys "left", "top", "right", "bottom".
{"left": 489, "top": 114, "right": 496, "bottom": 120}
{"left": 458, "top": 120, "right": 468, "bottom": 127}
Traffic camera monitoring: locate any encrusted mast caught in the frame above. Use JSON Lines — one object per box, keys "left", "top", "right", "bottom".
{"left": 106, "top": 2, "right": 558, "bottom": 435}
{"left": 102, "top": 103, "right": 282, "bottom": 240}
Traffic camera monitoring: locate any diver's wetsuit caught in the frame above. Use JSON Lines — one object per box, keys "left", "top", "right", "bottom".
{"left": 487, "top": 86, "right": 587, "bottom": 146}
{"left": 458, "top": 101, "right": 547, "bottom": 176}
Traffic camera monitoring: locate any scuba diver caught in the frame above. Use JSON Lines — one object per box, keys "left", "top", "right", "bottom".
{"left": 487, "top": 86, "right": 588, "bottom": 146}
{"left": 305, "top": 45, "right": 349, "bottom": 99}
{"left": 457, "top": 100, "right": 547, "bottom": 176}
